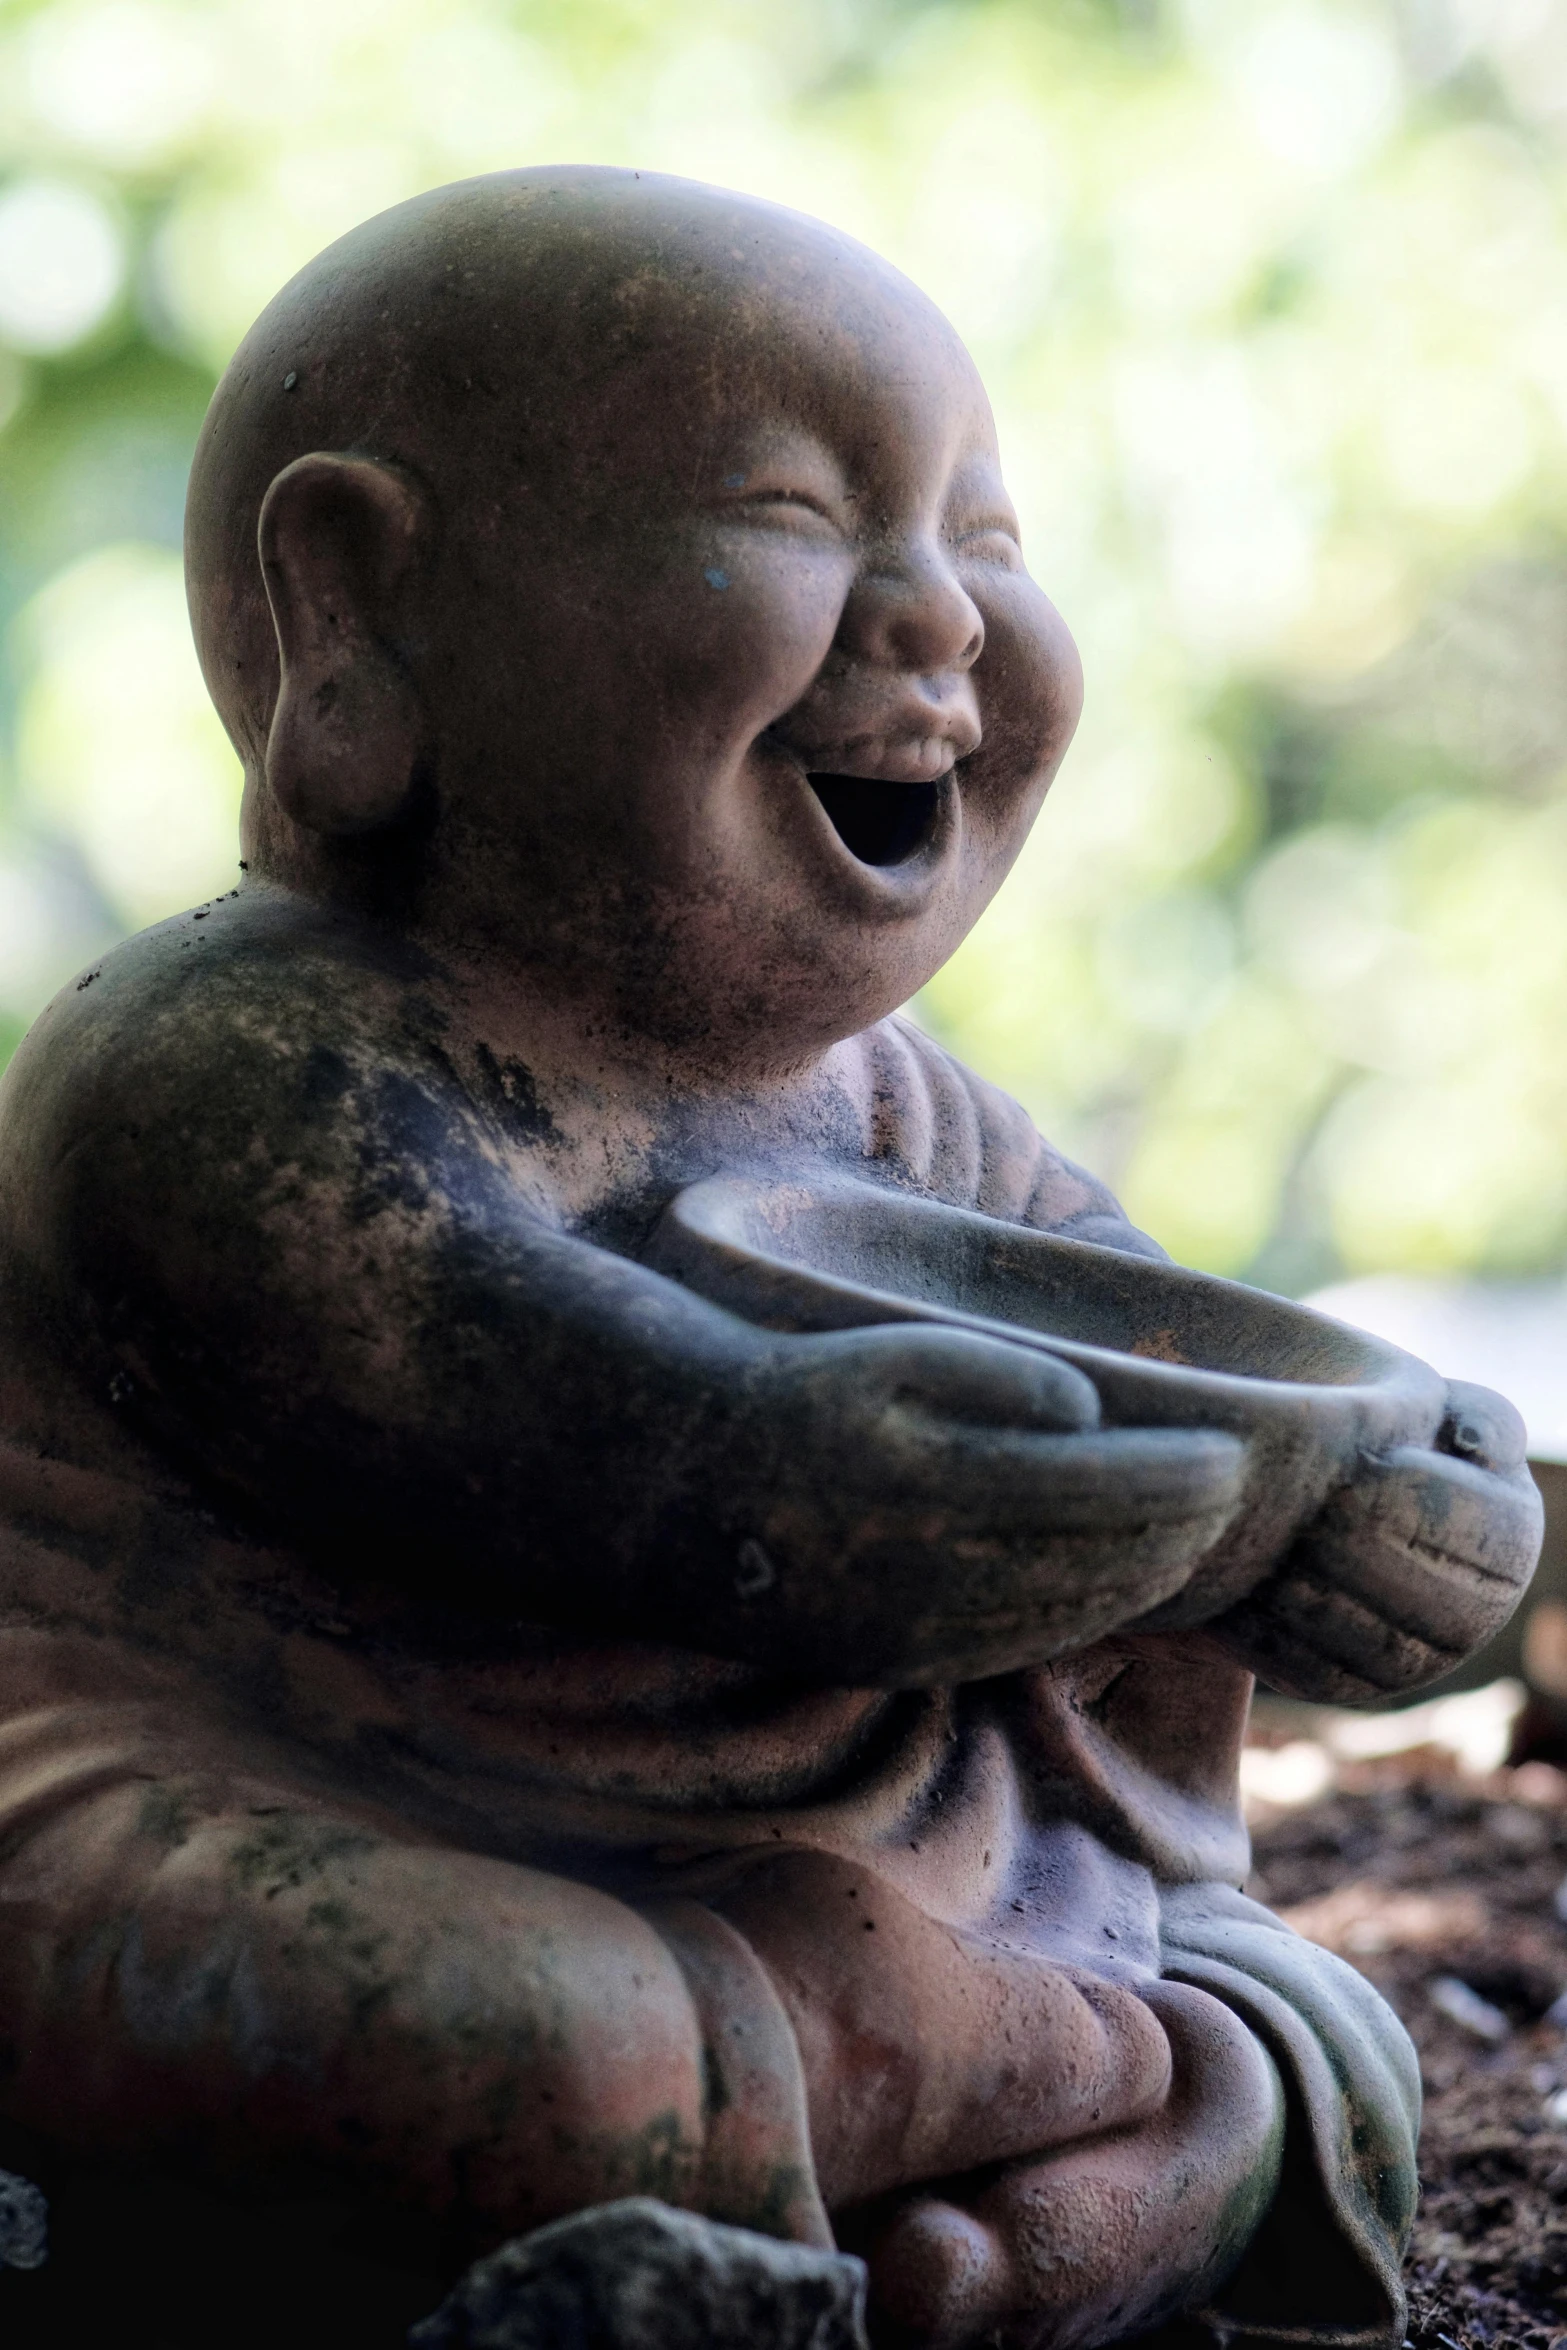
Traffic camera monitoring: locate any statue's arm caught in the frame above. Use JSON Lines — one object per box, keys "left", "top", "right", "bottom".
{"left": 1, "top": 944, "right": 1240, "bottom": 1684}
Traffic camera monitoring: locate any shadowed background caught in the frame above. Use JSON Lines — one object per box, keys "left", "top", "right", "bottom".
{"left": 1, "top": 0, "right": 1565, "bottom": 1314}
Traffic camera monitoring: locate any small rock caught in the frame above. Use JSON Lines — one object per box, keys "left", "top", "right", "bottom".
{"left": 410, "top": 2198, "right": 869, "bottom": 2350}
{"left": 0, "top": 2169, "right": 47, "bottom": 2270}
{"left": 1428, "top": 1974, "right": 1510, "bottom": 2044}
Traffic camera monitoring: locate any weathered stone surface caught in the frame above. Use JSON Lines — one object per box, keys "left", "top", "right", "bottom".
{"left": 410, "top": 2200, "right": 868, "bottom": 2350}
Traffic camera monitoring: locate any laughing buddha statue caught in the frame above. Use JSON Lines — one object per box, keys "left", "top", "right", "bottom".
{"left": 0, "top": 168, "right": 1540, "bottom": 2350}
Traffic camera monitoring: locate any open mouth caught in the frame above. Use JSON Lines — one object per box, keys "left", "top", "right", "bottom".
{"left": 807, "top": 773, "right": 942, "bottom": 868}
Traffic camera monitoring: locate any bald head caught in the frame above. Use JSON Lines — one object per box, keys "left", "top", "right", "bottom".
{"left": 185, "top": 167, "right": 956, "bottom": 768}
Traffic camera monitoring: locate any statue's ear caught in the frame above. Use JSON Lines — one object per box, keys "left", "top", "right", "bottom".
{"left": 258, "top": 453, "right": 431, "bottom": 836}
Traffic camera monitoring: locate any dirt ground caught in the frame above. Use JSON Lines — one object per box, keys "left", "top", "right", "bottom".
{"left": 1246, "top": 1747, "right": 1567, "bottom": 2350}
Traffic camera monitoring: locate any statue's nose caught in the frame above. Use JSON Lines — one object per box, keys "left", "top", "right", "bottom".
{"left": 839, "top": 537, "right": 985, "bottom": 680}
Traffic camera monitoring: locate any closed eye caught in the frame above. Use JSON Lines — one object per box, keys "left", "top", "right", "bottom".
{"left": 954, "top": 523, "right": 1023, "bottom": 566}
{"left": 736, "top": 488, "right": 841, "bottom": 525}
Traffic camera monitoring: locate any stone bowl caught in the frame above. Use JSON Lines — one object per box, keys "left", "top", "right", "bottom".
{"left": 646, "top": 1172, "right": 1450, "bottom": 1622}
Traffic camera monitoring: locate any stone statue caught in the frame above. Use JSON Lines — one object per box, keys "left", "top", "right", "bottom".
{"left": 0, "top": 168, "right": 1539, "bottom": 2350}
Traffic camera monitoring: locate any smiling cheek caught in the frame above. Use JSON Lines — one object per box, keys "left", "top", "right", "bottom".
{"left": 649, "top": 540, "right": 852, "bottom": 751}
{"left": 989, "top": 572, "right": 1082, "bottom": 743}
{"left": 962, "top": 579, "right": 1083, "bottom": 834}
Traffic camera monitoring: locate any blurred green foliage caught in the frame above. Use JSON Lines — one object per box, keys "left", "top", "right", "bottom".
{"left": 0, "top": 0, "right": 1565, "bottom": 1287}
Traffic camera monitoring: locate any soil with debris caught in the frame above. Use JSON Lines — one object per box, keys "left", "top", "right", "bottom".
{"left": 1246, "top": 1751, "right": 1567, "bottom": 2350}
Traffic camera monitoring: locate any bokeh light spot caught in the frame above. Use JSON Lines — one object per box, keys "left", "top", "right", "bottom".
{"left": 0, "top": 179, "right": 123, "bottom": 354}
{"left": 22, "top": 1, "right": 215, "bottom": 168}
{"left": 12, "top": 545, "right": 242, "bottom": 928}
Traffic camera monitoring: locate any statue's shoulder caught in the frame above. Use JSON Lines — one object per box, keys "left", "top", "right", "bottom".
{"left": 851, "top": 1014, "right": 1166, "bottom": 1258}
{"left": 9, "top": 882, "right": 428, "bottom": 1081}
{"left": 0, "top": 885, "right": 448, "bottom": 1225}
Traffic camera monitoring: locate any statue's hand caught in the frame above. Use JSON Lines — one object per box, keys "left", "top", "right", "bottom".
{"left": 1211, "top": 1378, "right": 1542, "bottom": 1704}
{"left": 693, "top": 1323, "right": 1244, "bottom": 1686}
